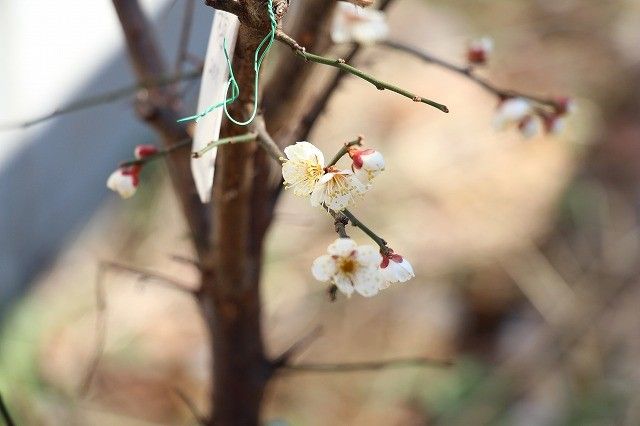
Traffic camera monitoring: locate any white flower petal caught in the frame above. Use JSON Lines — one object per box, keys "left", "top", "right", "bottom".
{"left": 381, "top": 257, "right": 415, "bottom": 283}
{"left": 284, "top": 141, "right": 325, "bottom": 166}
{"left": 353, "top": 265, "right": 384, "bottom": 297}
{"left": 106, "top": 170, "right": 137, "bottom": 199}
{"left": 519, "top": 116, "right": 541, "bottom": 139}
{"left": 311, "top": 255, "right": 337, "bottom": 282}
{"left": 493, "top": 98, "right": 532, "bottom": 130}
{"left": 355, "top": 245, "right": 381, "bottom": 266}
{"left": 327, "top": 238, "right": 358, "bottom": 257}
{"left": 334, "top": 273, "right": 355, "bottom": 297}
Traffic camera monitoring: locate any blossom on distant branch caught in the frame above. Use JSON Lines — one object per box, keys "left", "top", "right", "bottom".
{"left": 331, "top": 1, "right": 389, "bottom": 45}
{"left": 134, "top": 144, "right": 159, "bottom": 160}
{"left": 492, "top": 97, "right": 533, "bottom": 131}
{"left": 467, "top": 37, "right": 493, "bottom": 65}
{"left": 107, "top": 165, "right": 140, "bottom": 199}
{"left": 312, "top": 238, "right": 384, "bottom": 297}
{"left": 517, "top": 115, "right": 542, "bottom": 139}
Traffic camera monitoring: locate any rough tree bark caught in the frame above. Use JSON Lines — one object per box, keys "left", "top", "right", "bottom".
{"left": 113, "top": 0, "right": 338, "bottom": 424}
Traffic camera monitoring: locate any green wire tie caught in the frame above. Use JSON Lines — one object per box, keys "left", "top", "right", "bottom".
{"left": 178, "top": 0, "right": 276, "bottom": 126}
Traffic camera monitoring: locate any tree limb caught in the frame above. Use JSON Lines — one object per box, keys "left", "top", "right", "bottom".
{"left": 280, "top": 356, "right": 454, "bottom": 373}
{"left": 112, "top": 0, "right": 210, "bottom": 256}
{"left": 380, "top": 39, "right": 561, "bottom": 108}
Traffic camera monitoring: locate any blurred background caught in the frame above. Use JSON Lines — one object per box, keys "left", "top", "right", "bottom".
{"left": 1, "top": 0, "right": 640, "bottom": 424}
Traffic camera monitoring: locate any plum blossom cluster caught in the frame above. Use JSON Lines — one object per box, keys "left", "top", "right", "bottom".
{"left": 281, "top": 141, "right": 384, "bottom": 211}
{"left": 493, "top": 96, "right": 575, "bottom": 139}
{"left": 331, "top": 1, "right": 389, "bottom": 44}
{"left": 312, "top": 238, "right": 414, "bottom": 298}
{"left": 106, "top": 144, "right": 158, "bottom": 198}
{"left": 281, "top": 139, "right": 413, "bottom": 297}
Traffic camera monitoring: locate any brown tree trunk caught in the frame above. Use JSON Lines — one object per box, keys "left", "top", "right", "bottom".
{"left": 114, "top": 0, "right": 338, "bottom": 424}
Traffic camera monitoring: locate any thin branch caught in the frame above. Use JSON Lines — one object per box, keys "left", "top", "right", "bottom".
{"left": 0, "top": 392, "right": 16, "bottom": 426}
{"left": 271, "top": 326, "right": 323, "bottom": 369}
{"left": 174, "top": 0, "right": 196, "bottom": 74}
{"left": 173, "top": 388, "right": 206, "bottom": 425}
{"left": 326, "top": 136, "right": 364, "bottom": 167}
{"left": 342, "top": 208, "right": 388, "bottom": 250}
{"left": 281, "top": 356, "right": 453, "bottom": 373}
{"left": 380, "top": 39, "right": 561, "bottom": 109}
{"left": 119, "top": 138, "right": 191, "bottom": 168}
{"left": 252, "top": 115, "right": 286, "bottom": 161}
{"left": 80, "top": 260, "right": 197, "bottom": 396}
{"left": 276, "top": 31, "right": 449, "bottom": 113}
{"left": 98, "top": 260, "right": 198, "bottom": 294}
{"left": 191, "top": 132, "right": 258, "bottom": 159}
{"left": 0, "top": 69, "right": 201, "bottom": 131}
{"left": 294, "top": 0, "right": 398, "bottom": 144}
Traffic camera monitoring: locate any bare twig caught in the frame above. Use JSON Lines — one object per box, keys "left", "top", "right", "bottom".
{"left": 175, "top": 0, "right": 196, "bottom": 74}
{"left": 0, "top": 392, "right": 16, "bottom": 426}
{"left": 326, "top": 136, "right": 364, "bottom": 167}
{"left": 276, "top": 31, "right": 449, "bottom": 113}
{"left": 342, "top": 208, "right": 388, "bottom": 250}
{"left": 272, "top": 326, "right": 324, "bottom": 368}
{"left": 191, "top": 132, "right": 258, "bottom": 159}
{"left": 380, "top": 39, "right": 561, "bottom": 109}
{"left": 80, "top": 260, "right": 197, "bottom": 396}
{"left": 173, "top": 388, "right": 206, "bottom": 425}
{"left": 253, "top": 115, "right": 286, "bottom": 161}
{"left": 0, "top": 69, "right": 201, "bottom": 131}
{"left": 281, "top": 356, "right": 453, "bottom": 373}
{"left": 294, "top": 0, "right": 398, "bottom": 141}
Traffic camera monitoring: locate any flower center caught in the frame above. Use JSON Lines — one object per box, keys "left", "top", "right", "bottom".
{"left": 338, "top": 257, "right": 357, "bottom": 274}
{"left": 305, "top": 162, "right": 323, "bottom": 182}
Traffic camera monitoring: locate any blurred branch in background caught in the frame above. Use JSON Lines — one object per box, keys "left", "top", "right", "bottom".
{"left": 0, "top": 392, "right": 16, "bottom": 426}
{"left": 0, "top": 69, "right": 201, "bottom": 130}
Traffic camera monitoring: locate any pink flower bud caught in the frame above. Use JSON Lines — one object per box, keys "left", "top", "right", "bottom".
{"left": 554, "top": 97, "right": 575, "bottom": 116}
{"left": 467, "top": 37, "right": 493, "bottom": 65}
{"left": 134, "top": 144, "right": 159, "bottom": 160}
{"left": 350, "top": 148, "right": 385, "bottom": 183}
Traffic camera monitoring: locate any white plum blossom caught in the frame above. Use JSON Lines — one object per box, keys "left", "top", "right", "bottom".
{"left": 331, "top": 1, "right": 389, "bottom": 45}
{"left": 467, "top": 37, "right": 493, "bottom": 65}
{"left": 380, "top": 252, "right": 415, "bottom": 284}
{"left": 492, "top": 97, "right": 533, "bottom": 131}
{"left": 518, "top": 115, "right": 541, "bottom": 139}
{"left": 106, "top": 166, "right": 140, "bottom": 199}
{"left": 310, "top": 167, "right": 367, "bottom": 211}
{"left": 282, "top": 142, "right": 326, "bottom": 197}
{"left": 350, "top": 148, "right": 385, "bottom": 184}
{"left": 312, "top": 238, "right": 384, "bottom": 297}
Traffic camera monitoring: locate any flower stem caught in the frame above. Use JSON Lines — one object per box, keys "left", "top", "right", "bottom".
{"left": 192, "top": 132, "right": 258, "bottom": 158}
{"left": 342, "top": 209, "right": 388, "bottom": 250}
{"left": 326, "top": 136, "right": 364, "bottom": 168}
{"left": 119, "top": 138, "right": 192, "bottom": 168}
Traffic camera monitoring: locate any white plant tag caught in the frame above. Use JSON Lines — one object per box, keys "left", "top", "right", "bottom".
{"left": 191, "top": 11, "right": 240, "bottom": 203}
